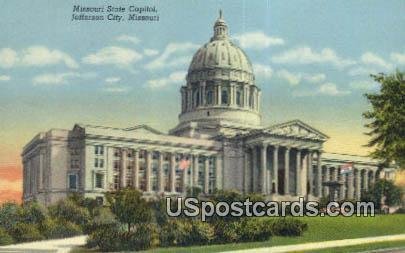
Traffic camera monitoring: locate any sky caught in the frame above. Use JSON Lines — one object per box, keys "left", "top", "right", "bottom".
{"left": 0, "top": 0, "right": 404, "bottom": 203}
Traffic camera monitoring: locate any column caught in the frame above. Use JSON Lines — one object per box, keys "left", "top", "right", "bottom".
{"left": 187, "top": 87, "right": 192, "bottom": 111}
{"left": 355, "top": 169, "right": 361, "bottom": 200}
{"left": 243, "top": 150, "right": 249, "bottom": 193}
{"left": 257, "top": 90, "right": 261, "bottom": 111}
{"left": 215, "top": 154, "right": 223, "bottom": 190}
{"left": 339, "top": 172, "right": 346, "bottom": 200}
{"left": 324, "top": 167, "right": 330, "bottom": 196}
{"left": 252, "top": 147, "right": 258, "bottom": 192}
{"left": 170, "top": 153, "right": 176, "bottom": 192}
{"left": 347, "top": 171, "right": 354, "bottom": 199}
{"left": 260, "top": 144, "right": 268, "bottom": 194}
{"left": 284, "top": 147, "right": 290, "bottom": 195}
{"left": 204, "top": 157, "right": 209, "bottom": 194}
{"left": 244, "top": 85, "right": 249, "bottom": 108}
{"left": 201, "top": 81, "right": 206, "bottom": 106}
{"left": 133, "top": 150, "right": 139, "bottom": 189}
{"left": 362, "top": 169, "right": 368, "bottom": 193}
{"left": 193, "top": 155, "right": 199, "bottom": 188}
{"left": 317, "top": 151, "right": 322, "bottom": 197}
{"left": 217, "top": 83, "right": 222, "bottom": 105}
{"left": 230, "top": 83, "right": 235, "bottom": 106}
{"left": 158, "top": 152, "right": 164, "bottom": 193}
{"left": 296, "top": 150, "right": 301, "bottom": 196}
{"left": 307, "top": 151, "right": 313, "bottom": 196}
{"left": 182, "top": 156, "right": 188, "bottom": 194}
{"left": 120, "top": 149, "right": 127, "bottom": 188}
{"left": 145, "top": 151, "right": 152, "bottom": 192}
{"left": 273, "top": 146, "right": 279, "bottom": 194}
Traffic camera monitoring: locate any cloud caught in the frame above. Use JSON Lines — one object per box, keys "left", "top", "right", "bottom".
{"left": 253, "top": 64, "right": 273, "bottom": 79}
{"left": 318, "top": 82, "right": 350, "bottom": 96}
{"left": 0, "top": 75, "right": 11, "bottom": 81}
{"left": 32, "top": 72, "right": 96, "bottom": 85}
{"left": 390, "top": 52, "right": 405, "bottom": 65}
{"left": 83, "top": 46, "right": 142, "bottom": 67}
{"left": 347, "top": 66, "right": 380, "bottom": 76}
{"left": 277, "top": 69, "right": 300, "bottom": 85}
{"left": 360, "top": 52, "right": 392, "bottom": 70}
{"left": 0, "top": 48, "right": 18, "bottom": 68}
{"left": 272, "top": 47, "right": 355, "bottom": 68}
{"left": 145, "top": 42, "right": 198, "bottom": 70}
{"left": 349, "top": 80, "right": 379, "bottom": 90}
{"left": 102, "top": 86, "right": 130, "bottom": 93}
{"left": 0, "top": 46, "right": 78, "bottom": 69}
{"left": 147, "top": 71, "right": 186, "bottom": 89}
{"left": 234, "top": 31, "right": 284, "bottom": 49}
{"left": 293, "top": 82, "right": 350, "bottom": 97}
{"left": 116, "top": 35, "right": 140, "bottom": 44}
{"left": 303, "top": 73, "right": 326, "bottom": 83}
{"left": 275, "top": 69, "right": 325, "bottom": 85}
{"left": 143, "top": 49, "right": 159, "bottom": 57}
{"left": 105, "top": 77, "right": 121, "bottom": 83}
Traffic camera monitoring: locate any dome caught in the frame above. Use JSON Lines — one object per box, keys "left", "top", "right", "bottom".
{"left": 188, "top": 40, "right": 253, "bottom": 76}
{"left": 170, "top": 11, "right": 262, "bottom": 139}
{"left": 187, "top": 10, "right": 254, "bottom": 84}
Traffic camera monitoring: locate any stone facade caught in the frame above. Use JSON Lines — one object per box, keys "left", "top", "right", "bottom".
{"left": 22, "top": 12, "right": 396, "bottom": 205}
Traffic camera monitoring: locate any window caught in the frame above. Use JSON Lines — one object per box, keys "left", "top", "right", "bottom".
{"left": 113, "top": 174, "right": 119, "bottom": 190}
{"left": 114, "top": 148, "right": 121, "bottom": 157}
{"left": 94, "top": 158, "right": 104, "bottom": 168}
{"left": 68, "top": 174, "right": 77, "bottom": 190}
{"left": 206, "top": 90, "right": 213, "bottom": 105}
{"left": 95, "top": 145, "right": 104, "bottom": 155}
{"left": 236, "top": 90, "right": 241, "bottom": 106}
{"left": 95, "top": 173, "right": 104, "bottom": 189}
{"left": 221, "top": 89, "right": 228, "bottom": 105}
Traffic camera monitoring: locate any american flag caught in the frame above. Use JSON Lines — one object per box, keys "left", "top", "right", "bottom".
{"left": 178, "top": 158, "right": 191, "bottom": 170}
{"left": 340, "top": 162, "right": 353, "bottom": 174}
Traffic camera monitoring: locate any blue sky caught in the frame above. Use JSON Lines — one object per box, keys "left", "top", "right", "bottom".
{"left": 0, "top": 0, "right": 404, "bottom": 164}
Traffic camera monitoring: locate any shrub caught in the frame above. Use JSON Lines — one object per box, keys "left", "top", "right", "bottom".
{"left": 11, "top": 223, "right": 44, "bottom": 242}
{"left": 239, "top": 218, "right": 272, "bottom": 242}
{"left": 0, "top": 202, "right": 22, "bottom": 233}
{"left": 270, "top": 218, "right": 308, "bottom": 236}
{"left": 214, "top": 220, "right": 243, "bottom": 243}
{"left": 49, "top": 199, "right": 90, "bottom": 227}
{"left": 87, "top": 224, "right": 122, "bottom": 252}
{"left": 0, "top": 227, "right": 14, "bottom": 246}
{"left": 83, "top": 207, "right": 118, "bottom": 233}
{"left": 21, "top": 201, "right": 48, "bottom": 225}
{"left": 189, "top": 220, "right": 215, "bottom": 245}
{"left": 40, "top": 219, "right": 82, "bottom": 239}
{"left": 126, "top": 223, "right": 159, "bottom": 251}
{"left": 160, "top": 219, "right": 193, "bottom": 246}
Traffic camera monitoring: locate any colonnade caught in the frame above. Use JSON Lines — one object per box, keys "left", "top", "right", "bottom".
{"left": 243, "top": 144, "right": 379, "bottom": 200}
{"left": 180, "top": 81, "right": 260, "bottom": 113}
{"left": 114, "top": 148, "right": 221, "bottom": 195}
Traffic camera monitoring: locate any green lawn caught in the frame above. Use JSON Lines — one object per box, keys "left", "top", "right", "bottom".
{"left": 71, "top": 214, "right": 405, "bottom": 253}
{"left": 302, "top": 240, "right": 405, "bottom": 253}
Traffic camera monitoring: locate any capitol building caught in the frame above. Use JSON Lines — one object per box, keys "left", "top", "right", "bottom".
{"left": 22, "top": 12, "right": 395, "bottom": 205}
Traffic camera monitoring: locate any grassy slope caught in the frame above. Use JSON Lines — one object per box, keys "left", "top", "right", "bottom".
{"left": 147, "top": 215, "right": 405, "bottom": 253}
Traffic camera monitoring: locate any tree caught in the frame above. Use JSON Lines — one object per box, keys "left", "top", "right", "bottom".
{"left": 363, "top": 70, "right": 405, "bottom": 168}
{"left": 361, "top": 179, "right": 402, "bottom": 210}
{"left": 106, "top": 188, "right": 152, "bottom": 232}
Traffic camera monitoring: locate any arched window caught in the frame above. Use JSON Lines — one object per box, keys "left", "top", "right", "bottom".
{"left": 206, "top": 90, "right": 213, "bottom": 105}
{"left": 236, "top": 90, "right": 241, "bottom": 106}
{"left": 221, "top": 89, "right": 228, "bottom": 105}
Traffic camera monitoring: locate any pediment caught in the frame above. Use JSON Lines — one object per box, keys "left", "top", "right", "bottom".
{"left": 264, "top": 120, "right": 329, "bottom": 141}
{"left": 123, "top": 125, "right": 163, "bottom": 135}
